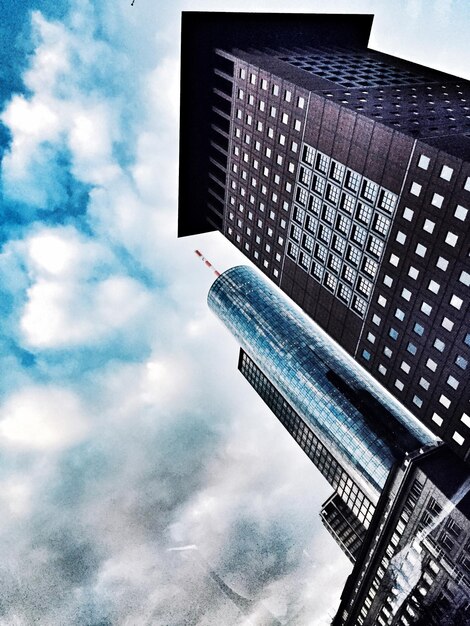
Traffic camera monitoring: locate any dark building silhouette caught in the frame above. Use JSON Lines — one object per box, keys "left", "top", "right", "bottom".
{"left": 179, "top": 13, "right": 470, "bottom": 462}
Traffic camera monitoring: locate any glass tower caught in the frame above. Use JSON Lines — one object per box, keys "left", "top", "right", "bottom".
{"left": 208, "top": 265, "right": 435, "bottom": 508}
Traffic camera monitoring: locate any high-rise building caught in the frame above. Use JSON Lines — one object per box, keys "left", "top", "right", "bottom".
{"left": 179, "top": 13, "right": 470, "bottom": 462}
{"left": 208, "top": 265, "right": 470, "bottom": 625}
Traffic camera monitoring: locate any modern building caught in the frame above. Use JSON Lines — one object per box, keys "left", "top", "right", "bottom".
{"left": 208, "top": 265, "right": 470, "bottom": 624}
{"left": 179, "top": 13, "right": 470, "bottom": 462}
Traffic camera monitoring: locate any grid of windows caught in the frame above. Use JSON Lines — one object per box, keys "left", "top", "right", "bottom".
{"left": 288, "top": 143, "right": 398, "bottom": 318}
{"left": 239, "top": 350, "right": 375, "bottom": 527}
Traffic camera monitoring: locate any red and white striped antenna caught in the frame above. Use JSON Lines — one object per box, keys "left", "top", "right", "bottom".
{"left": 194, "top": 250, "right": 221, "bottom": 277}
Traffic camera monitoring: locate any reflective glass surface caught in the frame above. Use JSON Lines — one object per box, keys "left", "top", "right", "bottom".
{"left": 208, "top": 266, "right": 435, "bottom": 501}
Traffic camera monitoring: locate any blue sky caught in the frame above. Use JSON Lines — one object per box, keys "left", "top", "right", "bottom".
{"left": 0, "top": 1, "right": 468, "bottom": 624}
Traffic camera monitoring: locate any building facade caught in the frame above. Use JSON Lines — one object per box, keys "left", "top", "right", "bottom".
{"left": 179, "top": 13, "right": 470, "bottom": 462}
{"left": 208, "top": 265, "right": 470, "bottom": 624}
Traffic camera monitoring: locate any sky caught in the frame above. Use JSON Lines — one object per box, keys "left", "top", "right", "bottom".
{"left": 0, "top": 1, "right": 469, "bottom": 625}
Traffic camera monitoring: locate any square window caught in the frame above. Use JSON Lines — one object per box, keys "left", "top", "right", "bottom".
{"left": 384, "top": 347, "right": 393, "bottom": 358}
{"left": 465, "top": 177, "right": 470, "bottom": 192}
{"left": 390, "top": 253, "right": 400, "bottom": 267}
{"left": 432, "top": 413, "right": 443, "bottom": 426}
{"left": 453, "top": 431, "right": 465, "bottom": 445}
{"left": 395, "top": 308, "right": 405, "bottom": 321}
{"left": 413, "top": 395, "right": 423, "bottom": 408}
{"left": 447, "top": 375, "right": 459, "bottom": 390}
{"left": 396, "top": 231, "right": 407, "bottom": 245}
{"left": 418, "top": 155, "right": 430, "bottom": 170}
{"left": 362, "top": 349, "right": 371, "bottom": 361}
{"left": 450, "top": 295, "right": 463, "bottom": 310}
{"left": 389, "top": 328, "right": 399, "bottom": 340}
{"left": 402, "top": 288, "right": 412, "bottom": 301}
{"left": 434, "top": 338, "right": 445, "bottom": 352}
{"left": 441, "top": 317, "right": 454, "bottom": 332}
{"left": 403, "top": 207, "right": 414, "bottom": 221}
{"left": 440, "top": 165, "right": 453, "bottom": 181}
{"left": 410, "top": 182, "right": 422, "bottom": 196}
{"left": 461, "top": 413, "right": 470, "bottom": 427}
{"left": 414, "top": 322, "right": 425, "bottom": 336}
{"left": 445, "top": 232, "right": 458, "bottom": 247}
{"left": 421, "top": 302, "right": 432, "bottom": 316}
{"left": 415, "top": 243, "right": 427, "bottom": 257}
{"left": 423, "top": 219, "right": 435, "bottom": 234}
{"left": 456, "top": 355, "right": 468, "bottom": 370}
{"left": 465, "top": 333, "right": 470, "bottom": 347}
{"left": 383, "top": 275, "right": 393, "bottom": 288}
{"left": 395, "top": 379, "right": 404, "bottom": 391}
{"left": 372, "top": 314, "right": 381, "bottom": 326}
{"left": 408, "top": 266, "right": 419, "bottom": 280}
{"left": 407, "top": 342, "right": 418, "bottom": 355}
{"left": 431, "top": 193, "right": 444, "bottom": 208}
{"left": 454, "top": 205, "right": 468, "bottom": 221}
{"left": 367, "top": 332, "right": 376, "bottom": 344}
{"left": 378, "top": 364, "right": 387, "bottom": 375}
{"left": 419, "top": 377, "right": 430, "bottom": 390}
{"left": 401, "top": 361, "right": 411, "bottom": 374}
{"left": 426, "top": 358, "right": 438, "bottom": 372}
{"left": 428, "top": 280, "right": 440, "bottom": 294}
{"left": 378, "top": 295, "right": 387, "bottom": 307}
{"left": 459, "top": 271, "right": 470, "bottom": 287}
{"left": 436, "top": 256, "right": 449, "bottom": 271}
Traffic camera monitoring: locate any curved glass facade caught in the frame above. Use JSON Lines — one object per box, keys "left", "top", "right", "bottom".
{"left": 208, "top": 266, "right": 435, "bottom": 501}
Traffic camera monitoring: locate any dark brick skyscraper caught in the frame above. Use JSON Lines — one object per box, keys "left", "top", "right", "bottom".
{"left": 179, "top": 13, "right": 470, "bottom": 462}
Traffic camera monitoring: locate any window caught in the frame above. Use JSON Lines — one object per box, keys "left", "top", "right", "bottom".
{"left": 348, "top": 246, "right": 362, "bottom": 267}
{"left": 447, "top": 375, "right": 459, "bottom": 390}
{"left": 454, "top": 204, "right": 468, "bottom": 221}
{"left": 418, "top": 155, "right": 430, "bottom": 170}
{"left": 239, "top": 68, "right": 246, "bottom": 79}
{"left": 395, "top": 379, "right": 404, "bottom": 391}
{"left": 450, "top": 294, "right": 463, "bottom": 310}
{"left": 426, "top": 358, "right": 437, "bottom": 372}
{"left": 378, "top": 364, "right": 387, "bottom": 375}
{"left": 281, "top": 112, "right": 289, "bottom": 124}
{"left": 378, "top": 295, "right": 387, "bottom": 307}
{"left": 407, "top": 342, "right": 418, "bottom": 356}
{"left": 358, "top": 277, "right": 372, "bottom": 297}
{"left": 423, "top": 219, "right": 435, "bottom": 234}
{"left": 378, "top": 190, "right": 397, "bottom": 213}
{"left": 459, "top": 270, "right": 470, "bottom": 287}
{"left": 356, "top": 203, "right": 372, "bottom": 225}
{"left": 384, "top": 347, "right": 392, "bottom": 358}
{"left": 445, "top": 232, "right": 458, "bottom": 247}
{"left": 297, "top": 96, "right": 305, "bottom": 109}
{"left": 434, "top": 338, "right": 445, "bottom": 352}
{"left": 395, "top": 308, "right": 405, "bottom": 321}
{"left": 316, "top": 153, "right": 329, "bottom": 174}
{"left": 345, "top": 171, "right": 361, "bottom": 193}
{"left": 330, "top": 161, "right": 345, "bottom": 183}
{"left": 368, "top": 236, "right": 384, "bottom": 257}
{"left": 272, "top": 84, "right": 279, "bottom": 96}
{"left": 302, "top": 144, "right": 315, "bottom": 166}
{"left": 453, "top": 432, "right": 464, "bottom": 445}
{"left": 432, "top": 413, "right": 443, "bottom": 426}
{"left": 401, "top": 361, "right": 411, "bottom": 374}
{"left": 410, "top": 182, "right": 422, "bottom": 196}
{"left": 294, "top": 119, "right": 302, "bottom": 132}
{"left": 373, "top": 213, "right": 390, "bottom": 236}
{"left": 372, "top": 314, "right": 381, "bottom": 326}
{"left": 401, "top": 288, "right": 412, "bottom": 301}
{"left": 342, "top": 265, "right": 356, "bottom": 285}
{"left": 361, "top": 179, "right": 379, "bottom": 203}
{"left": 383, "top": 275, "right": 393, "bottom": 288}
{"left": 419, "top": 377, "right": 430, "bottom": 390}
{"left": 258, "top": 100, "right": 266, "bottom": 112}
{"left": 336, "top": 215, "right": 350, "bottom": 235}
{"left": 465, "top": 177, "right": 470, "bottom": 192}
{"left": 413, "top": 322, "right": 425, "bottom": 336}
{"left": 413, "top": 395, "right": 423, "bottom": 408}
{"left": 403, "top": 207, "right": 414, "bottom": 221}
{"left": 431, "top": 193, "right": 444, "bottom": 208}
{"left": 249, "top": 73, "right": 256, "bottom": 85}
{"left": 428, "top": 280, "right": 440, "bottom": 294}
{"left": 352, "top": 225, "right": 367, "bottom": 246}
{"left": 436, "top": 256, "right": 449, "bottom": 271}
{"left": 291, "top": 141, "right": 298, "bottom": 153}
{"left": 456, "top": 355, "right": 468, "bottom": 370}
{"left": 362, "top": 349, "right": 371, "bottom": 361}
{"left": 440, "top": 165, "right": 453, "bottom": 181}
{"left": 367, "top": 332, "right": 376, "bottom": 344}
{"left": 415, "top": 243, "right": 427, "bottom": 257}
{"left": 389, "top": 328, "right": 399, "bottom": 340}
{"left": 390, "top": 253, "right": 400, "bottom": 267}
{"left": 284, "top": 90, "right": 292, "bottom": 102}
{"left": 462, "top": 413, "right": 470, "bottom": 427}
{"left": 408, "top": 266, "right": 419, "bottom": 280}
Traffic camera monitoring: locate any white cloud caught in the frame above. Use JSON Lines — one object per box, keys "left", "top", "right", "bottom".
{"left": 0, "top": 385, "right": 89, "bottom": 451}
